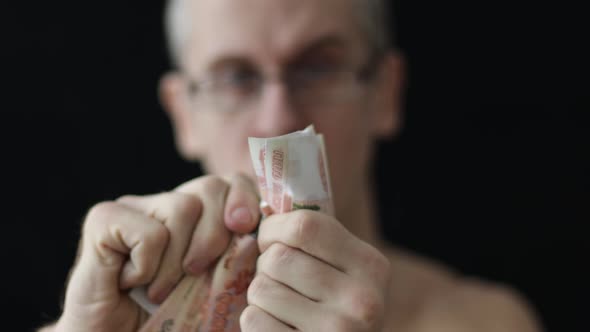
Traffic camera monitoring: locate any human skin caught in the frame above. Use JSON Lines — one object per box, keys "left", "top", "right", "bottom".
{"left": 41, "top": 0, "right": 543, "bottom": 331}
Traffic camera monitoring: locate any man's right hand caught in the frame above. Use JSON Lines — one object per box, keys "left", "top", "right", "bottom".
{"left": 53, "top": 174, "right": 260, "bottom": 332}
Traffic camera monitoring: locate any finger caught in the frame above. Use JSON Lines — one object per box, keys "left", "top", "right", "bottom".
{"left": 256, "top": 242, "right": 345, "bottom": 302}
{"left": 175, "top": 176, "right": 232, "bottom": 275}
{"left": 223, "top": 173, "right": 260, "bottom": 233}
{"left": 258, "top": 210, "right": 390, "bottom": 283}
{"left": 257, "top": 210, "right": 354, "bottom": 272}
{"left": 247, "top": 273, "right": 320, "bottom": 331}
{"left": 118, "top": 192, "right": 201, "bottom": 303}
{"left": 240, "top": 305, "right": 294, "bottom": 332}
{"left": 71, "top": 202, "right": 168, "bottom": 307}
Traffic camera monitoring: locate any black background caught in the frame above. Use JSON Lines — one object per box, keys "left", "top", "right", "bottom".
{"left": 5, "top": 0, "right": 588, "bottom": 331}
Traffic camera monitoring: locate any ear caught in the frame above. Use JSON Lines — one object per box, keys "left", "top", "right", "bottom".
{"left": 159, "top": 72, "right": 203, "bottom": 160}
{"left": 370, "top": 52, "right": 405, "bottom": 139}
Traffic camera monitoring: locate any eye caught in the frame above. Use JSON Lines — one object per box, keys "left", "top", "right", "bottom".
{"left": 289, "top": 62, "right": 341, "bottom": 88}
{"left": 219, "top": 66, "right": 261, "bottom": 91}
{"left": 301, "top": 62, "right": 337, "bottom": 75}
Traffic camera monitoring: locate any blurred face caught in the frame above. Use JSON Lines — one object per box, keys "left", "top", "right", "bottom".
{"left": 161, "top": 0, "right": 403, "bottom": 218}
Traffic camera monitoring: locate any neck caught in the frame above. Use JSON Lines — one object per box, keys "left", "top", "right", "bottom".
{"left": 338, "top": 180, "right": 381, "bottom": 248}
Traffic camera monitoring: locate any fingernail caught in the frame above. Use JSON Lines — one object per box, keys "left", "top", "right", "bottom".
{"left": 231, "top": 207, "right": 252, "bottom": 225}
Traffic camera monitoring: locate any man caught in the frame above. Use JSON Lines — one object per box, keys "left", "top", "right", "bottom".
{"left": 41, "top": 0, "right": 543, "bottom": 331}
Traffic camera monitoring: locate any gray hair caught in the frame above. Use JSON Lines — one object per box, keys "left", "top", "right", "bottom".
{"left": 164, "top": 0, "right": 392, "bottom": 68}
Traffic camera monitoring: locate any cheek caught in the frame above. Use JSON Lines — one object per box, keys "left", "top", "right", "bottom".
{"left": 312, "top": 106, "right": 374, "bottom": 201}
{"left": 316, "top": 106, "right": 373, "bottom": 164}
{"left": 325, "top": 123, "right": 372, "bottom": 188}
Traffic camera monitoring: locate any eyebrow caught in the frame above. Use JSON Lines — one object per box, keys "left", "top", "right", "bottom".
{"left": 203, "top": 35, "right": 351, "bottom": 75}
{"left": 206, "top": 57, "right": 257, "bottom": 75}
{"left": 293, "top": 36, "right": 349, "bottom": 58}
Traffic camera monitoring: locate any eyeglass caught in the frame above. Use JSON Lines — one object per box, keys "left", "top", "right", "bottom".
{"left": 184, "top": 55, "right": 381, "bottom": 113}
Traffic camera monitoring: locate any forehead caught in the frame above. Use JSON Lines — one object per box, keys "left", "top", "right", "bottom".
{"left": 184, "top": 0, "right": 365, "bottom": 69}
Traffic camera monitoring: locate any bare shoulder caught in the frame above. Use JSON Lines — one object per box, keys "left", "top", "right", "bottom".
{"left": 382, "top": 246, "right": 543, "bottom": 332}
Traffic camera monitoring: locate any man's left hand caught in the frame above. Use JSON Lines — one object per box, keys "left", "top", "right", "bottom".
{"left": 241, "top": 210, "right": 392, "bottom": 331}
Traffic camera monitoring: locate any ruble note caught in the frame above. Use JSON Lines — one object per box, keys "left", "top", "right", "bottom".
{"left": 137, "top": 234, "right": 258, "bottom": 332}
{"left": 248, "top": 125, "right": 334, "bottom": 215}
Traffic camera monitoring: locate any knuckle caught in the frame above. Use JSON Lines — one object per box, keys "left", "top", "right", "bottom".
{"left": 84, "top": 201, "right": 118, "bottom": 230}
{"left": 344, "top": 285, "right": 384, "bottom": 328}
{"left": 260, "top": 243, "right": 293, "bottom": 273}
{"left": 145, "top": 222, "right": 170, "bottom": 249}
{"left": 116, "top": 194, "right": 137, "bottom": 202}
{"left": 239, "top": 305, "right": 261, "bottom": 331}
{"left": 324, "top": 315, "right": 356, "bottom": 332}
{"left": 232, "top": 172, "right": 258, "bottom": 192}
{"left": 169, "top": 192, "right": 201, "bottom": 223}
{"left": 270, "top": 242, "right": 294, "bottom": 263}
{"left": 369, "top": 247, "right": 392, "bottom": 277}
{"left": 198, "top": 175, "right": 229, "bottom": 194}
{"left": 232, "top": 172, "right": 250, "bottom": 182}
{"left": 363, "top": 247, "right": 392, "bottom": 286}
{"left": 246, "top": 275, "right": 267, "bottom": 304}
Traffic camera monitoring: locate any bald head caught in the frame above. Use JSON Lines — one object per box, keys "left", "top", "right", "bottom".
{"left": 164, "top": 0, "right": 392, "bottom": 68}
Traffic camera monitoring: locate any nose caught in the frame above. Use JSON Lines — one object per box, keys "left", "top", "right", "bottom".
{"left": 249, "top": 81, "right": 307, "bottom": 138}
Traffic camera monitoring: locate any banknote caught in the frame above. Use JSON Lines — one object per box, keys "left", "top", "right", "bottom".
{"left": 248, "top": 125, "right": 334, "bottom": 215}
{"left": 136, "top": 234, "right": 258, "bottom": 332}
{"left": 133, "top": 125, "right": 333, "bottom": 331}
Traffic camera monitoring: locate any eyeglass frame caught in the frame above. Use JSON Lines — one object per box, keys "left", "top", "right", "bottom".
{"left": 181, "top": 50, "right": 386, "bottom": 113}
